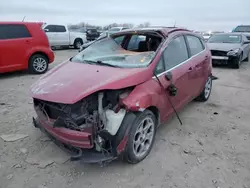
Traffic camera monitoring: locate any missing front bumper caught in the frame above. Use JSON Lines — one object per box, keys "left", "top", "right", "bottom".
{"left": 32, "top": 117, "right": 117, "bottom": 163}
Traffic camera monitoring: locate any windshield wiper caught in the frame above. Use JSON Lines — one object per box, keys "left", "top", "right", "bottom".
{"left": 84, "top": 60, "right": 120, "bottom": 68}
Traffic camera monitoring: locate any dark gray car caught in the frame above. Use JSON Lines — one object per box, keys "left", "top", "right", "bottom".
{"left": 207, "top": 33, "right": 250, "bottom": 69}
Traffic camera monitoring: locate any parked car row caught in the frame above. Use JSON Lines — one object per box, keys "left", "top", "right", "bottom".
{"left": 1, "top": 22, "right": 249, "bottom": 76}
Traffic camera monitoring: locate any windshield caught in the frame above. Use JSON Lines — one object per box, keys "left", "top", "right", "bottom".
{"left": 234, "top": 26, "right": 250, "bottom": 32}
{"left": 208, "top": 34, "right": 242, "bottom": 43}
{"left": 71, "top": 37, "right": 155, "bottom": 68}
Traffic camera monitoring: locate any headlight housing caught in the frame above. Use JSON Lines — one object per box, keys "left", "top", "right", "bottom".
{"left": 227, "top": 48, "right": 240, "bottom": 56}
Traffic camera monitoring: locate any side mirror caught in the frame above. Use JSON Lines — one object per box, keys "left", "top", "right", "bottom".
{"left": 165, "top": 71, "right": 173, "bottom": 81}
{"left": 44, "top": 29, "right": 49, "bottom": 32}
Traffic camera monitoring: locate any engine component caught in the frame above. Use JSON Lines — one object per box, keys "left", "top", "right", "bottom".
{"left": 105, "top": 109, "right": 126, "bottom": 135}
{"left": 98, "top": 92, "right": 107, "bottom": 128}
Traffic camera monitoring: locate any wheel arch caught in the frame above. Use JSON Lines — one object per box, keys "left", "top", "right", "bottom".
{"left": 146, "top": 106, "right": 160, "bottom": 126}
{"left": 28, "top": 51, "right": 49, "bottom": 64}
{"left": 74, "top": 38, "right": 83, "bottom": 44}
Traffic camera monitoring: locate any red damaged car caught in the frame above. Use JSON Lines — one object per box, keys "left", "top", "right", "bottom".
{"left": 31, "top": 27, "right": 213, "bottom": 164}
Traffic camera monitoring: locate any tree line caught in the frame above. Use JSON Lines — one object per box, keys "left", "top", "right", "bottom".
{"left": 68, "top": 21, "right": 151, "bottom": 30}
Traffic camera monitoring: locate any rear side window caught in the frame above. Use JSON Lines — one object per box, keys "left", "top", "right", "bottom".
{"left": 186, "top": 35, "right": 204, "bottom": 56}
{"left": 163, "top": 36, "right": 189, "bottom": 70}
{"left": 0, "top": 24, "right": 31, "bottom": 40}
{"left": 43, "top": 25, "right": 57, "bottom": 32}
{"left": 56, "top": 25, "right": 66, "bottom": 32}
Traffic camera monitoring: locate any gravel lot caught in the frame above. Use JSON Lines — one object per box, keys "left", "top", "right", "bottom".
{"left": 1, "top": 50, "right": 250, "bottom": 188}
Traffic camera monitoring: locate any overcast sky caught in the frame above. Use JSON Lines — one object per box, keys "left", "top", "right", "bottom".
{"left": 1, "top": 0, "right": 250, "bottom": 31}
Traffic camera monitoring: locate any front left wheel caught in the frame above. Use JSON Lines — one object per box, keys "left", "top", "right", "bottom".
{"left": 231, "top": 54, "right": 242, "bottom": 69}
{"left": 123, "top": 110, "right": 157, "bottom": 164}
{"left": 28, "top": 54, "right": 49, "bottom": 74}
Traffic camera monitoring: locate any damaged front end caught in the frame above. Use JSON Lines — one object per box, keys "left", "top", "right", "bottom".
{"left": 211, "top": 49, "right": 241, "bottom": 66}
{"left": 33, "top": 88, "right": 136, "bottom": 163}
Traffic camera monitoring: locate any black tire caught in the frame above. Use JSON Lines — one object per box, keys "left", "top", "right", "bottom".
{"left": 231, "top": 54, "right": 242, "bottom": 69}
{"left": 28, "top": 54, "right": 49, "bottom": 74}
{"left": 123, "top": 110, "right": 157, "bottom": 164}
{"left": 246, "top": 51, "right": 250, "bottom": 62}
{"left": 74, "top": 39, "right": 83, "bottom": 49}
{"left": 195, "top": 75, "right": 212, "bottom": 102}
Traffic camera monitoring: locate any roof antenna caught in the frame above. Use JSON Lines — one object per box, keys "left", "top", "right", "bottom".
{"left": 173, "top": 20, "right": 176, "bottom": 27}
{"left": 22, "top": 16, "right": 26, "bottom": 22}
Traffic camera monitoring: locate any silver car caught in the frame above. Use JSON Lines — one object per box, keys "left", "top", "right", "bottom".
{"left": 207, "top": 33, "right": 250, "bottom": 69}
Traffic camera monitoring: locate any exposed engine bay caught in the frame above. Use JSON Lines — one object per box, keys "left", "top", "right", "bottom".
{"left": 33, "top": 87, "right": 134, "bottom": 155}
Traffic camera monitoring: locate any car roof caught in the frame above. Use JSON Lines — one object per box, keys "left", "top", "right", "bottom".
{"left": 236, "top": 25, "right": 250, "bottom": 27}
{"left": 0, "top": 21, "right": 43, "bottom": 25}
{"left": 115, "top": 26, "right": 190, "bottom": 36}
{"left": 213, "top": 32, "right": 243, "bottom": 36}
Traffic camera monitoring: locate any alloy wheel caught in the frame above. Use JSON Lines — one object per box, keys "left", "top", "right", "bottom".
{"left": 133, "top": 117, "right": 155, "bottom": 158}
{"left": 33, "top": 57, "right": 47, "bottom": 73}
{"left": 204, "top": 76, "right": 212, "bottom": 99}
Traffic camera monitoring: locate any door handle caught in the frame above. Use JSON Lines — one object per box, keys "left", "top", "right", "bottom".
{"left": 205, "top": 55, "right": 208, "bottom": 60}
{"left": 25, "top": 40, "right": 30, "bottom": 44}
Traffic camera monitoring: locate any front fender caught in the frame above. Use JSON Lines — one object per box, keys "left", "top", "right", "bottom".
{"left": 121, "top": 79, "right": 164, "bottom": 113}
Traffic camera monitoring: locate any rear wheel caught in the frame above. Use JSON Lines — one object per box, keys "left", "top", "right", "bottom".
{"left": 28, "top": 54, "right": 48, "bottom": 74}
{"left": 74, "top": 39, "right": 83, "bottom": 49}
{"left": 195, "top": 75, "right": 212, "bottom": 102}
{"left": 123, "top": 110, "right": 156, "bottom": 164}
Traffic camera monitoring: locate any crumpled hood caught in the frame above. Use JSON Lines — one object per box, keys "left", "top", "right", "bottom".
{"left": 207, "top": 43, "right": 241, "bottom": 52}
{"left": 30, "top": 61, "right": 151, "bottom": 104}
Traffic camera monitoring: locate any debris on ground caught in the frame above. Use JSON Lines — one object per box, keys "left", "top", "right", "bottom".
{"left": 6, "top": 174, "right": 13, "bottom": 180}
{"left": 20, "top": 148, "right": 28, "bottom": 154}
{"left": 38, "top": 185, "right": 48, "bottom": 188}
{"left": 40, "top": 137, "right": 51, "bottom": 142}
{"left": 196, "top": 157, "right": 202, "bottom": 164}
{"left": 25, "top": 157, "right": 54, "bottom": 168}
{"left": 196, "top": 139, "right": 203, "bottom": 146}
{"left": 25, "top": 143, "right": 70, "bottom": 169}
{"left": 213, "top": 112, "right": 219, "bottom": 115}
{"left": 0, "top": 134, "right": 29, "bottom": 142}
{"left": 13, "top": 164, "right": 22, "bottom": 168}
{"left": 231, "top": 125, "right": 237, "bottom": 130}
{"left": 38, "top": 160, "right": 54, "bottom": 169}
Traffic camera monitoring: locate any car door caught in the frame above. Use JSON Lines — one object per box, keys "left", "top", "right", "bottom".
{"left": 0, "top": 24, "right": 32, "bottom": 73}
{"left": 185, "top": 35, "right": 208, "bottom": 97}
{"left": 153, "top": 35, "right": 194, "bottom": 120}
{"left": 43, "top": 25, "right": 57, "bottom": 46}
{"left": 55, "top": 25, "right": 69, "bottom": 46}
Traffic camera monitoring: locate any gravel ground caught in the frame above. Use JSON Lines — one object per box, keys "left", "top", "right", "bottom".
{"left": 0, "top": 50, "right": 250, "bottom": 188}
